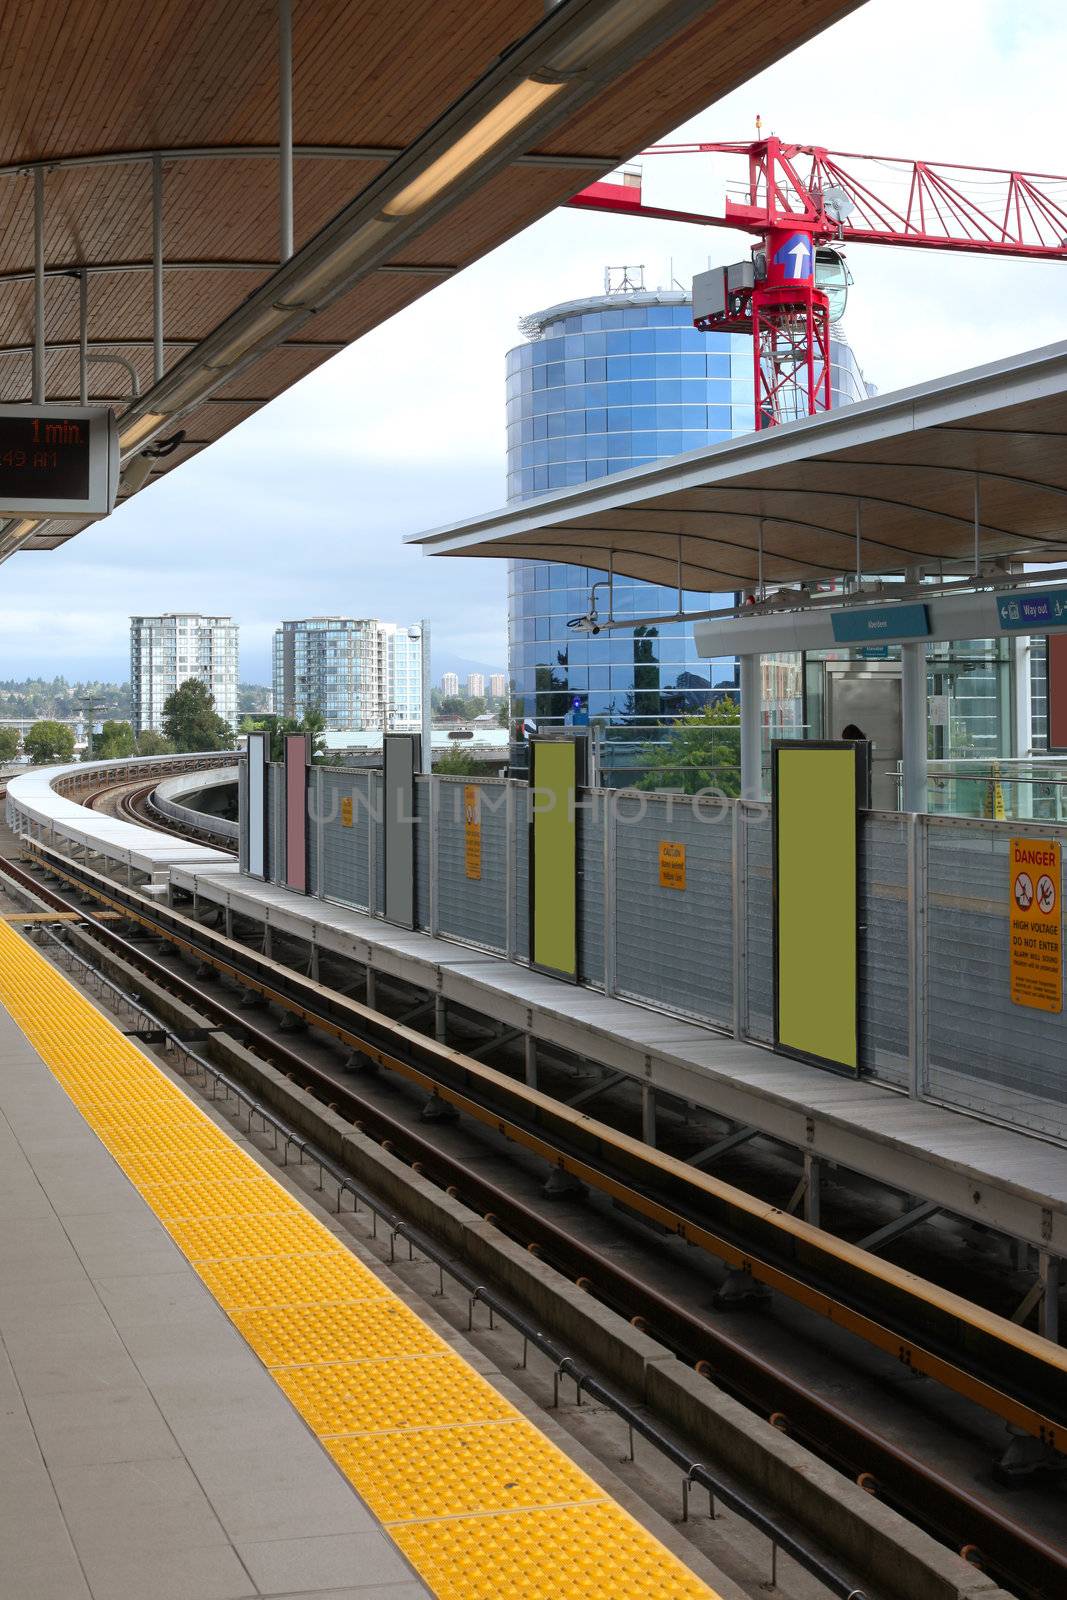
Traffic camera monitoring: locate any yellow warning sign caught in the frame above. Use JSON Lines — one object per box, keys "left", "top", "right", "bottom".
{"left": 340, "top": 795, "right": 353, "bottom": 828}
{"left": 464, "top": 784, "right": 481, "bottom": 880}
{"left": 658, "top": 840, "right": 686, "bottom": 891}
{"left": 1010, "top": 837, "right": 1062, "bottom": 1013}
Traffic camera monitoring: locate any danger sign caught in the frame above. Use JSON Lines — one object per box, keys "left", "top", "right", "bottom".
{"left": 1010, "top": 837, "right": 1062, "bottom": 1013}
{"left": 658, "top": 840, "right": 686, "bottom": 891}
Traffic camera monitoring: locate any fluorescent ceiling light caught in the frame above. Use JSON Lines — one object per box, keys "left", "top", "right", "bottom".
{"left": 2, "top": 517, "right": 38, "bottom": 539}
{"left": 273, "top": 217, "right": 397, "bottom": 308}
{"left": 546, "top": 0, "right": 684, "bottom": 74}
{"left": 383, "top": 79, "right": 563, "bottom": 217}
{"left": 203, "top": 305, "right": 303, "bottom": 372}
{"left": 118, "top": 411, "right": 168, "bottom": 452}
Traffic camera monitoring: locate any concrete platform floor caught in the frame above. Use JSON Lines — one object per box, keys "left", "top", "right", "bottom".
{"left": 0, "top": 1002, "right": 431, "bottom": 1600}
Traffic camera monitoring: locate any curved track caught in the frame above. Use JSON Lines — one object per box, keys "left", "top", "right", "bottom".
{"left": 3, "top": 840, "right": 1066, "bottom": 1600}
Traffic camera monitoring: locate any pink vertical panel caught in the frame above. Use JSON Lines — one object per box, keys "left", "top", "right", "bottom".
{"left": 284, "top": 733, "right": 309, "bottom": 893}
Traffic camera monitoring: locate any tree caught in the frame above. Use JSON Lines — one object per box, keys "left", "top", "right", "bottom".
{"left": 24, "top": 719, "right": 76, "bottom": 765}
{"left": 92, "top": 720, "right": 137, "bottom": 760}
{"left": 433, "top": 746, "right": 497, "bottom": 777}
{"left": 0, "top": 726, "right": 20, "bottom": 763}
{"left": 161, "top": 680, "right": 235, "bottom": 753}
{"left": 635, "top": 699, "right": 742, "bottom": 795}
{"left": 240, "top": 709, "right": 326, "bottom": 762}
{"left": 136, "top": 729, "right": 176, "bottom": 756}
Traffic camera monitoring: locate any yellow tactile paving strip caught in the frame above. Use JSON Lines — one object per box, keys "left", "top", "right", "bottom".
{"left": 0, "top": 921, "right": 719, "bottom": 1600}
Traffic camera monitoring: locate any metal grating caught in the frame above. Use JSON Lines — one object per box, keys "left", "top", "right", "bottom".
{"left": 859, "top": 812, "right": 910, "bottom": 1086}
{"left": 742, "top": 804, "right": 774, "bottom": 1043}
{"left": 436, "top": 779, "right": 508, "bottom": 953}
{"left": 614, "top": 794, "right": 733, "bottom": 1027}
{"left": 577, "top": 795, "right": 603, "bottom": 987}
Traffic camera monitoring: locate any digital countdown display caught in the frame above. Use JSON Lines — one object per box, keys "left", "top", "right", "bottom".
{"left": 0, "top": 415, "right": 90, "bottom": 501}
{"left": 0, "top": 405, "right": 118, "bottom": 517}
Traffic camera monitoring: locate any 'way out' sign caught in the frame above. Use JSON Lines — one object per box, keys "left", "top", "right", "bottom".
{"left": 1009, "top": 837, "right": 1062, "bottom": 1013}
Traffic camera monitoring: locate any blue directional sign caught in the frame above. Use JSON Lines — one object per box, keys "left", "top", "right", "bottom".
{"left": 830, "top": 603, "right": 929, "bottom": 644}
{"left": 773, "top": 231, "right": 813, "bottom": 281}
{"left": 996, "top": 590, "right": 1067, "bottom": 631}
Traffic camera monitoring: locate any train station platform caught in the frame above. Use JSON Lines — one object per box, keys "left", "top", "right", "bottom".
{"left": 170, "top": 863, "right": 1067, "bottom": 1263}
{"left": 0, "top": 919, "right": 727, "bottom": 1600}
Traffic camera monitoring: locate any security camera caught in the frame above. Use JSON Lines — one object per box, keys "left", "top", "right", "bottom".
{"left": 568, "top": 611, "right": 600, "bottom": 635}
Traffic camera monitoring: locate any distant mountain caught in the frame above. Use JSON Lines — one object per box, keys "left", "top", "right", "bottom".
{"left": 433, "top": 650, "right": 504, "bottom": 681}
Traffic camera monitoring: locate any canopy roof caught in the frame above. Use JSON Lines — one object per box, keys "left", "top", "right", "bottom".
{"left": 0, "top": 0, "right": 858, "bottom": 557}
{"left": 409, "top": 340, "right": 1067, "bottom": 590}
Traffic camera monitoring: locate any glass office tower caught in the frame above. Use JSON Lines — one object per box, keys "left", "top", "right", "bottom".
{"left": 505, "top": 287, "right": 871, "bottom": 752}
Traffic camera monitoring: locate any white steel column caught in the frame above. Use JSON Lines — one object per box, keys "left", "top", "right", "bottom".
{"left": 740, "top": 652, "right": 762, "bottom": 800}
{"left": 1012, "top": 635, "right": 1033, "bottom": 819}
{"left": 279, "top": 0, "right": 294, "bottom": 261}
{"left": 900, "top": 640, "right": 928, "bottom": 813}
{"left": 32, "top": 169, "right": 45, "bottom": 404}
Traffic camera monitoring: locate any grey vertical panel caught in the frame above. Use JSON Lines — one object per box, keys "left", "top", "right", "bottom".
{"left": 383, "top": 735, "right": 418, "bottom": 928}
{"left": 614, "top": 795, "right": 734, "bottom": 1026}
{"left": 577, "top": 793, "right": 603, "bottom": 987}
{"left": 436, "top": 779, "right": 508, "bottom": 952}
{"left": 512, "top": 783, "right": 529, "bottom": 962}
{"left": 415, "top": 777, "right": 431, "bottom": 931}
{"left": 245, "top": 731, "right": 268, "bottom": 877}
{"left": 859, "top": 812, "right": 909, "bottom": 1086}
{"left": 925, "top": 820, "right": 1067, "bottom": 1140}
{"left": 744, "top": 804, "right": 774, "bottom": 1043}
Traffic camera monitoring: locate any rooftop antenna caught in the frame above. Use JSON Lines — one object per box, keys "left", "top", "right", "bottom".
{"left": 604, "top": 264, "right": 645, "bottom": 294}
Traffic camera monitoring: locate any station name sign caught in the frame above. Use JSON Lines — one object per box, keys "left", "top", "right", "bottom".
{"left": 829, "top": 602, "right": 930, "bottom": 645}
{"left": 0, "top": 405, "right": 118, "bottom": 517}
{"left": 996, "top": 590, "right": 1067, "bottom": 632}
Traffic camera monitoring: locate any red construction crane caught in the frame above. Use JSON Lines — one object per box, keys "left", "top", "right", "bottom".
{"left": 569, "top": 136, "right": 1067, "bottom": 428}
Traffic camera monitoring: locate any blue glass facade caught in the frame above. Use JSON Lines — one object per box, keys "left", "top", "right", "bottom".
{"left": 505, "top": 290, "right": 870, "bottom": 739}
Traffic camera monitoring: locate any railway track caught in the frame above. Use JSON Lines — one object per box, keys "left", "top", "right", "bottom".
{"left": 83, "top": 773, "right": 236, "bottom": 850}
{"left": 3, "top": 839, "right": 1066, "bottom": 1599}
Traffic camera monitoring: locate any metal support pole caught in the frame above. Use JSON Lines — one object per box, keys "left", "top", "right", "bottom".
{"left": 676, "top": 535, "right": 683, "bottom": 617}
{"left": 740, "top": 653, "right": 762, "bottom": 801}
{"left": 279, "top": 0, "right": 294, "bottom": 261}
{"left": 1012, "top": 635, "right": 1034, "bottom": 818}
{"left": 1039, "top": 1252, "right": 1061, "bottom": 1344}
{"left": 855, "top": 499, "right": 862, "bottom": 586}
{"left": 32, "top": 168, "right": 45, "bottom": 404}
{"left": 757, "top": 518, "right": 764, "bottom": 599}
{"left": 78, "top": 269, "right": 88, "bottom": 405}
{"left": 641, "top": 1084, "right": 656, "bottom": 1148}
{"left": 152, "top": 156, "right": 164, "bottom": 384}
{"left": 524, "top": 1033, "right": 537, "bottom": 1088}
{"left": 900, "top": 640, "right": 928, "bottom": 813}
{"left": 803, "top": 1152, "right": 821, "bottom": 1227}
{"left": 420, "top": 618, "right": 432, "bottom": 775}
{"left": 974, "top": 473, "right": 981, "bottom": 577}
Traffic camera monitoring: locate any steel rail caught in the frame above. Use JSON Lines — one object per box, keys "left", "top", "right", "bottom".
{"left": 1, "top": 848, "right": 1063, "bottom": 1598}
{"left": 11, "top": 839, "right": 1067, "bottom": 1458}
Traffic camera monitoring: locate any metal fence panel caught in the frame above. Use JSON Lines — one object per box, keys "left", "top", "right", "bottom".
{"left": 267, "top": 764, "right": 284, "bottom": 884}
{"left": 742, "top": 803, "right": 774, "bottom": 1043}
{"left": 415, "top": 777, "right": 431, "bottom": 930}
{"left": 238, "top": 759, "right": 248, "bottom": 871}
{"left": 614, "top": 793, "right": 734, "bottom": 1026}
{"left": 372, "top": 772, "right": 384, "bottom": 915}
{"left": 577, "top": 793, "right": 603, "bottom": 987}
{"left": 436, "top": 779, "right": 508, "bottom": 952}
{"left": 925, "top": 819, "right": 1067, "bottom": 1140}
{"left": 319, "top": 769, "right": 371, "bottom": 911}
{"left": 859, "top": 812, "right": 910, "bottom": 1087}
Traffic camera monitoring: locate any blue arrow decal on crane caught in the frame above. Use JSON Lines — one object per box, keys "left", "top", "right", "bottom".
{"left": 773, "top": 231, "right": 813, "bottom": 280}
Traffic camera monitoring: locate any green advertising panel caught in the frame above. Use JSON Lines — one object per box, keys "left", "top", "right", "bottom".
{"left": 529, "top": 739, "right": 581, "bottom": 982}
{"left": 773, "top": 742, "right": 862, "bottom": 1075}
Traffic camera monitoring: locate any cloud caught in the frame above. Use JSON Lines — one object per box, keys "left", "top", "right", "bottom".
{"left": 3, "top": 0, "right": 1064, "bottom": 684}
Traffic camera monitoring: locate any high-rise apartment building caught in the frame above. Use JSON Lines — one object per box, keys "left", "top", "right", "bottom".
{"left": 466, "top": 673, "right": 485, "bottom": 699}
{"left": 440, "top": 672, "right": 460, "bottom": 698}
{"left": 489, "top": 673, "right": 507, "bottom": 700}
{"left": 130, "top": 613, "right": 238, "bottom": 735}
{"left": 273, "top": 618, "right": 424, "bottom": 731}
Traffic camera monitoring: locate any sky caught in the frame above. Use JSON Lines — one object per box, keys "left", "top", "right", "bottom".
{"left": 2, "top": 0, "right": 1066, "bottom": 686}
